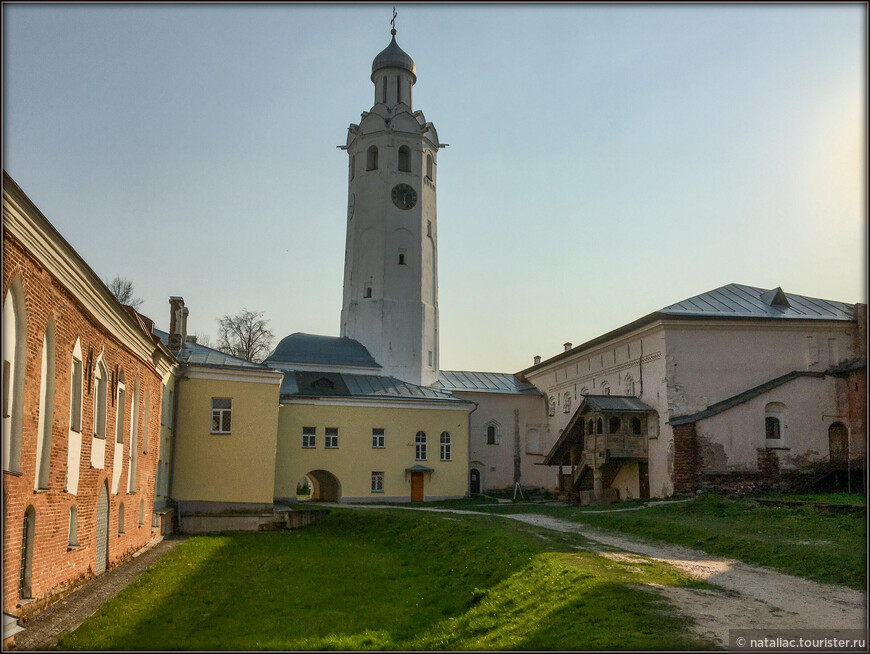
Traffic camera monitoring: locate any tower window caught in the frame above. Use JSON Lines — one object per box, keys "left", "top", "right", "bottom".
{"left": 398, "top": 146, "right": 411, "bottom": 172}
{"left": 364, "top": 285, "right": 372, "bottom": 299}
{"left": 382, "top": 77, "right": 387, "bottom": 104}
{"left": 398, "top": 250, "right": 406, "bottom": 265}
{"left": 350, "top": 154, "right": 355, "bottom": 181}
{"left": 396, "top": 75, "right": 401, "bottom": 104}
{"left": 427, "top": 220, "right": 432, "bottom": 237}
{"left": 367, "top": 146, "right": 378, "bottom": 171}
{"left": 428, "top": 350, "right": 433, "bottom": 367}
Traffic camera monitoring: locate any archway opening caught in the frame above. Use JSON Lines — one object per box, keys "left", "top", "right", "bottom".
{"left": 305, "top": 469, "right": 342, "bottom": 502}
{"left": 296, "top": 475, "right": 313, "bottom": 501}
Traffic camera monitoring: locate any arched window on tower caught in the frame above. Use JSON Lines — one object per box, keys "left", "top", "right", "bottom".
{"left": 398, "top": 146, "right": 411, "bottom": 172}
{"left": 367, "top": 146, "right": 378, "bottom": 171}
{"left": 426, "top": 154, "right": 434, "bottom": 181}
{"left": 396, "top": 76, "right": 402, "bottom": 104}
{"left": 350, "top": 154, "right": 355, "bottom": 181}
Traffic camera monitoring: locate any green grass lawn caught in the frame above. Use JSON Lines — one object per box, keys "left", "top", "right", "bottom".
{"left": 57, "top": 509, "right": 714, "bottom": 651}
{"left": 468, "top": 494, "right": 866, "bottom": 588}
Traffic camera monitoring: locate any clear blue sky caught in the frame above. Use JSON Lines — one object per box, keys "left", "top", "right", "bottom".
{"left": 3, "top": 3, "right": 866, "bottom": 373}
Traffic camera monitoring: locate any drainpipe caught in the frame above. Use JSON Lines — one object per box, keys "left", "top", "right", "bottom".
{"left": 167, "top": 367, "right": 185, "bottom": 532}
{"left": 466, "top": 400, "right": 479, "bottom": 496}
{"left": 638, "top": 340, "right": 644, "bottom": 396}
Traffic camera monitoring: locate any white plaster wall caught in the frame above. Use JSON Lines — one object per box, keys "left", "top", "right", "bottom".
{"left": 664, "top": 321, "right": 856, "bottom": 417}
{"left": 695, "top": 375, "right": 845, "bottom": 471}
{"left": 455, "top": 391, "right": 554, "bottom": 491}
{"left": 66, "top": 431, "right": 82, "bottom": 494}
{"left": 610, "top": 461, "right": 640, "bottom": 500}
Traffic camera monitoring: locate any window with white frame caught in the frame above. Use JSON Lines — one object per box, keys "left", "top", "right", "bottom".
{"left": 371, "top": 471, "right": 384, "bottom": 493}
{"left": 211, "top": 398, "right": 232, "bottom": 434}
{"left": 115, "top": 373, "right": 126, "bottom": 444}
{"left": 302, "top": 426, "right": 316, "bottom": 448}
{"left": 415, "top": 431, "right": 427, "bottom": 460}
{"left": 440, "top": 432, "right": 451, "bottom": 461}
{"left": 372, "top": 428, "right": 385, "bottom": 448}
{"left": 325, "top": 427, "right": 339, "bottom": 449}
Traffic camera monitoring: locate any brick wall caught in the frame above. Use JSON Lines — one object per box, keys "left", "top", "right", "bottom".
{"left": 672, "top": 423, "right": 698, "bottom": 494}
{"left": 3, "top": 233, "right": 163, "bottom": 618}
{"left": 756, "top": 447, "right": 779, "bottom": 477}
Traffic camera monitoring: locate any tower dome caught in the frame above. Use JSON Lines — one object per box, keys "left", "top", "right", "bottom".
{"left": 371, "top": 30, "right": 416, "bottom": 81}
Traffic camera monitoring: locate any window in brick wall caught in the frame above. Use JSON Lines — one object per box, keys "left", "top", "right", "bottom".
{"left": 68, "top": 505, "right": 78, "bottom": 547}
{"left": 35, "top": 319, "right": 56, "bottom": 491}
{"left": 143, "top": 390, "right": 149, "bottom": 453}
{"left": 94, "top": 358, "right": 108, "bottom": 439}
{"left": 118, "top": 503, "right": 125, "bottom": 535}
{"left": 115, "top": 372, "right": 126, "bottom": 444}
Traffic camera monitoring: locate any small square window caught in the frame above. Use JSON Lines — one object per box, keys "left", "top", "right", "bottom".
{"left": 372, "top": 428, "right": 385, "bottom": 448}
{"left": 371, "top": 471, "right": 384, "bottom": 493}
{"left": 302, "top": 426, "right": 316, "bottom": 448}
{"left": 211, "top": 398, "right": 232, "bottom": 434}
{"left": 325, "top": 427, "right": 339, "bottom": 449}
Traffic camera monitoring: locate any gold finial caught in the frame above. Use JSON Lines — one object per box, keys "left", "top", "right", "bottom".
{"left": 391, "top": 6, "right": 397, "bottom": 33}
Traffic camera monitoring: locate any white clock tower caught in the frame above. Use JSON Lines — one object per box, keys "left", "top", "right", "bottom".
{"left": 340, "top": 28, "right": 443, "bottom": 386}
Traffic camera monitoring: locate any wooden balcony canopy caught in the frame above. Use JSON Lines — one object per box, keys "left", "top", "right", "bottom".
{"left": 542, "top": 395, "right": 656, "bottom": 466}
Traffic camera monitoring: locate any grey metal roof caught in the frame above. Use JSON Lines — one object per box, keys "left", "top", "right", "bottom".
{"left": 265, "top": 333, "right": 381, "bottom": 369}
{"left": 520, "top": 283, "right": 857, "bottom": 377}
{"left": 660, "top": 284, "right": 854, "bottom": 321}
{"left": 280, "top": 370, "right": 458, "bottom": 402}
{"left": 371, "top": 33, "right": 416, "bottom": 77}
{"left": 153, "top": 329, "right": 269, "bottom": 371}
{"left": 435, "top": 370, "right": 541, "bottom": 395}
{"left": 669, "top": 370, "right": 826, "bottom": 426}
{"left": 582, "top": 395, "right": 657, "bottom": 413}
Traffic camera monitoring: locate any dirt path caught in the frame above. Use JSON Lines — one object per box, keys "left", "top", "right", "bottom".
{"left": 340, "top": 504, "right": 866, "bottom": 646}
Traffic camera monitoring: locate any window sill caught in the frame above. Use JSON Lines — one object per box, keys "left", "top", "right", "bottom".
{"left": 34, "top": 488, "right": 49, "bottom": 494}
{"left": 4, "top": 470, "right": 23, "bottom": 477}
{"left": 70, "top": 427, "right": 82, "bottom": 434}
{"left": 67, "top": 544, "right": 80, "bottom": 551}
{"left": 210, "top": 432, "right": 232, "bottom": 436}
{"left": 371, "top": 490, "right": 384, "bottom": 494}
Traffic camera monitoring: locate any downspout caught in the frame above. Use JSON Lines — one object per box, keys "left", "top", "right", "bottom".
{"left": 467, "top": 400, "right": 479, "bottom": 496}
{"left": 638, "top": 339, "right": 644, "bottom": 396}
{"left": 167, "top": 366, "right": 185, "bottom": 532}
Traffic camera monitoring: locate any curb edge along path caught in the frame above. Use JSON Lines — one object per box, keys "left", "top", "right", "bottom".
{"left": 336, "top": 503, "right": 867, "bottom": 647}
{"left": 14, "top": 535, "right": 186, "bottom": 652}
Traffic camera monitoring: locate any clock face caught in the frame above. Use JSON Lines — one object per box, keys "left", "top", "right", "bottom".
{"left": 347, "top": 193, "right": 355, "bottom": 220}
{"left": 391, "top": 184, "right": 417, "bottom": 210}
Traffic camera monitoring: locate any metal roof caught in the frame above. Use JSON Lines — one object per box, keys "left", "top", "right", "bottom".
{"left": 582, "top": 395, "right": 657, "bottom": 413}
{"left": 669, "top": 370, "right": 827, "bottom": 425}
{"left": 660, "top": 283, "right": 854, "bottom": 321}
{"left": 153, "top": 329, "right": 269, "bottom": 371}
{"left": 265, "top": 333, "right": 381, "bottom": 369}
{"left": 280, "top": 370, "right": 458, "bottom": 402}
{"left": 372, "top": 33, "right": 416, "bottom": 77}
{"left": 435, "top": 370, "right": 541, "bottom": 395}
{"left": 520, "top": 283, "right": 857, "bottom": 376}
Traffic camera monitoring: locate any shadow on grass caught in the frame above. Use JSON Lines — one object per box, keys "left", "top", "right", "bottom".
{"left": 56, "top": 511, "right": 715, "bottom": 651}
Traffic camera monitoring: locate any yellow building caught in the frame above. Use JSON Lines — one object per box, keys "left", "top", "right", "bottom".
{"left": 268, "top": 334, "right": 470, "bottom": 502}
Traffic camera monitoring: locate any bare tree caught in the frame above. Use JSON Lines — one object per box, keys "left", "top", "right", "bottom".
{"left": 216, "top": 309, "right": 274, "bottom": 363}
{"left": 193, "top": 332, "right": 214, "bottom": 348}
{"left": 106, "top": 275, "right": 143, "bottom": 310}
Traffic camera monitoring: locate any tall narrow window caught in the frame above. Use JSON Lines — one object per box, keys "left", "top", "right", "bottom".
{"left": 396, "top": 75, "right": 401, "bottom": 104}
{"left": 128, "top": 380, "right": 140, "bottom": 493}
{"left": 596, "top": 418, "right": 603, "bottom": 435}
{"left": 302, "top": 426, "right": 316, "bottom": 448}
{"left": 427, "top": 220, "right": 432, "bottom": 237}
{"left": 631, "top": 417, "right": 642, "bottom": 435}
{"left": 563, "top": 392, "right": 572, "bottom": 414}
{"left": 765, "top": 417, "right": 781, "bottom": 440}
{"left": 4, "top": 279, "right": 27, "bottom": 473}
{"left": 371, "top": 471, "right": 384, "bottom": 493}
{"left": 325, "top": 427, "right": 339, "bottom": 449}
{"left": 35, "top": 320, "right": 56, "bottom": 490}
{"left": 115, "top": 374, "right": 126, "bottom": 444}
{"left": 382, "top": 76, "right": 387, "bottom": 104}
{"left": 138, "top": 498, "right": 145, "bottom": 526}
{"left": 398, "top": 250, "right": 406, "bottom": 265}
{"left": 587, "top": 419, "right": 595, "bottom": 435}
{"left": 350, "top": 154, "right": 356, "bottom": 181}
{"left": 372, "top": 428, "right": 385, "bottom": 448}
{"left": 364, "top": 285, "right": 372, "bottom": 299}
{"left": 367, "top": 146, "right": 378, "bottom": 171}
{"left": 94, "top": 360, "right": 108, "bottom": 439}
{"left": 68, "top": 505, "right": 78, "bottom": 547}
{"left": 398, "top": 145, "right": 411, "bottom": 172}
{"left": 609, "top": 417, "right": 621, "bottom": 434}
{"left": 142, "top": 390, "right": 150, "bottom": 453}
{"left": 440, "top": 432, "right": 452, "bottom": 461}
{"left": 161, "top": 386, "right": 168, "bottom": 426}
{"left": 426, "top": 154, "right": 433, "bottom": 181}
{"left": 19, "top": 506, "right": 35, "bottom": 599}
{"left": 211, "top": 398, "right": 232, "bottom": 434}
{"left": 415, "top": 431, "right": 427, "bottom": 460}
{"left": 487, "top": 425, "right": 497, "bottom": 445}
{"left": 118, "top": 503, "right": 125, "bottom": 535}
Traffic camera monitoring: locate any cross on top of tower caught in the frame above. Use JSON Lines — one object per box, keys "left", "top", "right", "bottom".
{"left": 391, "top": 6, "right": 397, "bottom": 35}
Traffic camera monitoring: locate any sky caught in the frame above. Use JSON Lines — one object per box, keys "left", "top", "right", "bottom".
{"left": 3, "top": 3, "right": 867, "bottom": 374}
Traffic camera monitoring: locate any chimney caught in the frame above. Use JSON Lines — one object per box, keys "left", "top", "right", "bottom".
{"left": 168, "top": 296, "right": 186, "bottom": 352}
{"left": 563, "top": 342, "right": 572, "bottom": 352}
{"left": 533, "top": 355, "right": 541, "bottom": 365}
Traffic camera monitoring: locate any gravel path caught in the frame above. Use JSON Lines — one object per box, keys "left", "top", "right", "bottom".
{"left": 14, "top": 536, "right": 186, "bottom": 651}
{"left": 339, "top": 504, "right": 867, "bottom": 646}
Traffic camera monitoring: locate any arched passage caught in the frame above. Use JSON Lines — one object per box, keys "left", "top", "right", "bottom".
{"left": 305, "top": 469, "right": 342, "bottom": 502}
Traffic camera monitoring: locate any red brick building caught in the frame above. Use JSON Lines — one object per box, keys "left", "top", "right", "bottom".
{"left": 3, "top": 171, "right": 175, "bottom": 621}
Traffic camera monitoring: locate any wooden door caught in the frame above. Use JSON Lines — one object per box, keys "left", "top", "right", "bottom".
{"left": 469, "top": 469, "right": 481, "bottom": 495}
{"left": 411, "top": 472, "right": 424, "bottom": 502}
{"left": 829, "top": 422, "right": 849, "bottom": 466}
{"left": 638, "top": 462, "right": 650, "bottom": 499}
